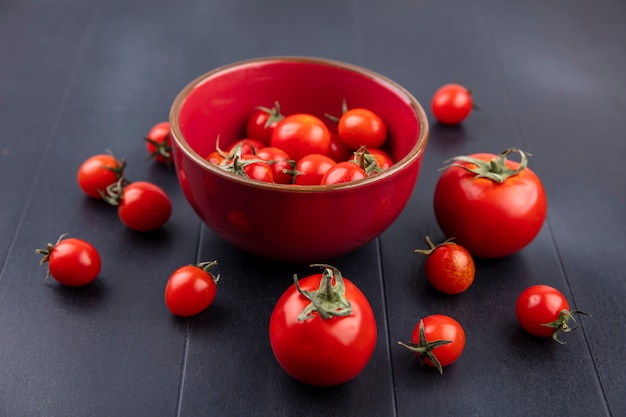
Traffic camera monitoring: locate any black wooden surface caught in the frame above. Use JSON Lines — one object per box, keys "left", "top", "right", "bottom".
{"left": 1, "top": 0, "right": 625, "bottom": 416}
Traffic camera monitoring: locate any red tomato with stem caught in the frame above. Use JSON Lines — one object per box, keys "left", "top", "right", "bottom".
{"left": 338, "top": 108, "right": 387, "bottom": 149}
{"left": 103, "top": 180, "right": 172, "bottom": 231}
{"left": 165, "top": 261, "right": 220, "bottom": 317}
{"left": 77, "top": 153, "right": 125, "bottom": 199}
{"left": 293, "top": 153, "right": 336, "bottom": 186}
{"left": 271, "top": 114, "right": 331, "bottom": 161}
{"left": 398, "top": 314, "right": 465, "bottom": 374}
{"left": 145, "top": 121, "right": 172, "bottom": 164}
{"left": 226, "top": 138, "right": 265, "bottom": 157}
{"left": 269, "top": 264, "right": 377, "bottom": 386}
{"left": 516, "top": 285, "right": 590, "bottom": 344}
{"left": 415, "top": 236, "right": 475, "bottom": 295}
{"left": 36, "top": 234, "right": 101, "bottom": 286}
{"left": 238, "top": 154, "right": 275, "bottom": 183}
{"left": 433, "top": 148, "right": 547, "bottom": 258}
{"left": 320, "top": 161, "right": 367, "bottom": 185}
{"left": 256, "top": 146, "right": 294, "bottom": 184}
{"left": 246, "top": 102, "right": 284, "bottom": 145}
{"left": 352, "top": 147, "right": 394, "bottom": 175}
{"left": 431, "top": 83, "right": 474, "bottom": 125}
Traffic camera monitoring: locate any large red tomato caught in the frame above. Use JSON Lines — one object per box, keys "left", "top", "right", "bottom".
{"left": 269, "top": 264, "right": 377, "bottom": 387}
{"left": 433, "top": 148, "right": 547, "bottom": 258}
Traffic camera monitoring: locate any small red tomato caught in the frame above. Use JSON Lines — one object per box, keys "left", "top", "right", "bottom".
{"left": 320, "top": 161, "right": 367, "bottom": 185}
{"left": 431, "top": 83, "right": 473, "bottom": 125}
{"left": 352, "top": 147, "right": 394, "bottom": 175}
{"left": 271, "top": 114, "right": 331, "bottom": 161}
{"left": 327, "top": 131, "right": 353, "bottom": 162}
{"left": 145, "top": 121, "right": 172, "bottom": 164}
{"left": 415, "top": 236, "right": 475, "bottom": 295}
{"left": 239, "top": 154, "right": 275, "bottom": 183}
{"left": 269, "top": 264, "right": 377, "bottom": 386}
{"left": 36, "top": 234, "right": 101, "bottom": 286}
{"left": 256, "top": 146, "right": 294, "bottom": 185}
{"left": 398, "top": 314, "right": 466, "bottom": 374}
{"left": 77, "top": 153, "right": 125, "bottom": 199}
{"left": 109, "top": 181, "right": 172, "bottom": 232}
{"left": 516, "top": 285, "right": 590, "bottom": 344}
{"left": 165, "top": 261, "right": 220, "bottom": 317}
{"left": 338, "top": 108, "right": 387, "bottom": 149}
{"left": 227, "top": 138, "right": 265, "bottom": 157}
{"left": 205, "top": 150, "right": 226, "bottom": 166}
{"left": 245, "top": 102, "right": 284, "bottom": 145}
{"left": 294, "top": 153, "right": 336, "bottom": 186}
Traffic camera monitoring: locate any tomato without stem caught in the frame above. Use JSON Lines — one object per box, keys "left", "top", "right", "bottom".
{"left": 320, "top": 161, "right": 367, "bottom": 185}
{"left": 398, "top": 314, "right": 465, "bottom": 374}
{"left": 36, "top": 234, "right": 101, "bottom": 286}
{"left": 415, "top": 236, "right": 475, "bottom": 295}
{"left": 516, "top": 285, "right": 590, "bottom": 344}
{"left": 293, "top": 153, "right": 336, "bottom": 186}
{"left": 269, "top": 264, "right": 377, "bottom": 387}
{"left": 77, "top": 153, "right": 125, "bottom": 199}
{"left": 431, "top": 83, "right": 473, "bottom": 125}
{"left": 165, "top": 261, "right": 219, "bottom": 317}
{"left": 271, "top": 114, "right": 331, "bottom": 161}
{"left": 433, "top": 148, "right": 547, "bottom": 258}
{"left": 145, "top": 121, "right": 172, "bottom": 164}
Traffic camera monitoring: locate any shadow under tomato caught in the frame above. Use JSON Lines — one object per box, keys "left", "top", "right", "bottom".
{"left": 47, "top": 278, "right": 108, "bottom": 311}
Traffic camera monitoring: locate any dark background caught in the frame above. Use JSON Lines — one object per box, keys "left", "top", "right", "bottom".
{"left": 1, "top": 0, "right": 624, "bottom": 416}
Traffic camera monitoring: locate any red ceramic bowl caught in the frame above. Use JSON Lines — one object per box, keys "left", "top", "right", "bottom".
{"left": 169, "top": 56, "right": 429, "bottom": 263}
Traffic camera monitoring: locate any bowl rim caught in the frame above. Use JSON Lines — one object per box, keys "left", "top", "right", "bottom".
{"left": 169, "top": 55, "right": 429, "bottom": 192}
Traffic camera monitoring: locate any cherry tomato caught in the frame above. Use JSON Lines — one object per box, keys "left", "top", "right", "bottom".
{"left": 433, "top": 148, "right": 547, "bottom": 258}
{"left": 431, "top": 83, "right": 473, "bottom": 125}
{"left": 338, "top": 108, "right": 387, "bottom": 149}
{"left": 415, "top": 236, "right": 475, "bottom": 295}
{"left": 245, "top": 102, "right": 284, "bottom": 145}
{"left": 227, "top": 138, "right": 265, "bottom": 157}
{"left": 256, "top": 146, "right": 294, "bottom": 185}
{"left": 271, "top": 114, "right": 331, "bottom": 161}
{"left": 165, "top": 261, "right": 219, "bottom": 317}
{"left": 205, "top": 150, "right": 226, "bottom": 166}
{"left": 293, "top": 153, "right": 336, "bottom": 186}
{"left": 398, "top": 314, "right": 465, "bottom": 374}
{"left": 352, "top": 147, "right": 394, "bottom": 175}
{"left": 269, "top": 264, "right": 377, "bottom": 386}
{"left": 320, "top": 161, "right": 367, "bottom": 185}
{"left": 327, "top": 131, "right": 353, "bottom": 162}
{"left": 76, "top": 153, "right": 125, "bottom": 199}
{"left": 145, "top": 121, "right": 172, "bottom": 164}
{"left": 239, "top": 154, "right": 275, "bottom": 183}
{"left": 36, "top": 234, "right": 101, "bottom": 286}
{"left": 112, "top": 181, "right": 172, "bottom": 232}
{"left": 516, "top": 285, "right": 590, "bottom": 344}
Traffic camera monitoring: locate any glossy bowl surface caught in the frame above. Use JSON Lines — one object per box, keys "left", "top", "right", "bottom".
{"left": 170, "top": 56, "right": 429, "bottom": 263}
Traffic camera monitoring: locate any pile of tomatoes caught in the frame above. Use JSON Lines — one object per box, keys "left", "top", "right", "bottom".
{"left": 205, "top": 101, "right": 394, "bottom": 185}
{"left": 35, "top": 82, "right": 591, "bottom": 389}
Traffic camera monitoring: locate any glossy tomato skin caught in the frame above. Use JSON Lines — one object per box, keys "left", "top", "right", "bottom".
{"left": 77, "top": 154, "right": 123, "bottom": 199}
{"left": 338, "top": 108, "right": 387, "bottom": 149}
{"left": 271, "top": 114, "right": 331, "bottom": 161}
{"left": 239, "top": 154, "right": 274, "bottom": 183}
{"left": 320, "top": 161, "right": 367, "bottom": 185}
{"left": 44, "top": 238, "right": 101, "bottom": 286}
{"left": 256, "top": 146, "right": 293, "bottom": 184}
{"left": 165, "top": 265, "right": 217, "bottom": 317}
{"left": 118, "top": 181, "right": 172, "bottom": 232}
{"left": 269, "top": 274, "right": 377, "bottom": 386}
{"left": 414, "top": 314, "right": 465, "bottom": 368}
{"left": 245, "top": 107, "right": 282, "bottom": 145}
{"left": 433, "top": 153, "right": 547, "bottom": 258}
{"left": 145, "top": 121, "right": 172, "bottom": 164}
{"left": 431, "top": 83, "right": 473, "bottom": 125}
{"left": 516, "top": 285, "right": 570, "bottom": 338}
{"left": 227, "top": 138, "right": 265, "bottom": 157}
{"left": 294, "top": 153, "right": 336, "bottom": 186}
{"left": 423, "top": 242, "right": 475, "bottom": 294}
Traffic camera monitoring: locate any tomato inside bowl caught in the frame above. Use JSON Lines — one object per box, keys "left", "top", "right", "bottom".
{"left": 170, "top": 56, "right": 428, "bottom": 263}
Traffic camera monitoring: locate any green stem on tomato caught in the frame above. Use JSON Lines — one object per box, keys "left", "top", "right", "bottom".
{"left": 294, "top": 264, "right": 352, "bottom": 321}
{"left": 442, "top": 147, "right": 530, "bottom": 183}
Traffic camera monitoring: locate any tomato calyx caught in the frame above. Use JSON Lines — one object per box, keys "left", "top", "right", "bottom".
{"left": 100, "top": 177, "right": 129, "bottom": 206}
{"left": 542, "top": 309, "right": 592, "bottom": 344}
{"left": 256, "top": 101, "right": 285, "bottom": 128}
{"left": 220, "top": 151, "right": 267, "bottom": 179}
{"left": 397, "top": 319, "right": 452, "bottom": 375}
{"left": 145, "top": 136, "right": 172, "bottom": 165}
{"left": 101, "top": 150, "right": 127, "bottom": 178}
{"left": 293, "top": 264, "right": 353, "bottom": 321}
{"left": 35, "top": 233, "right": 69, "bottom": 275}
{"left": 324, "top": 98, "right": 349, "bottom": 123}
{"left": 352, "top": 146, "right": 382, "bottom": 175}
{"left": 196, "top": 260, "right": 221, "bottom": 283}
{"left": 443, "top": 148, "right": 529, "bottom": 183}
{"left": 414, "top": 235, "right": 456, "bottom": 256}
